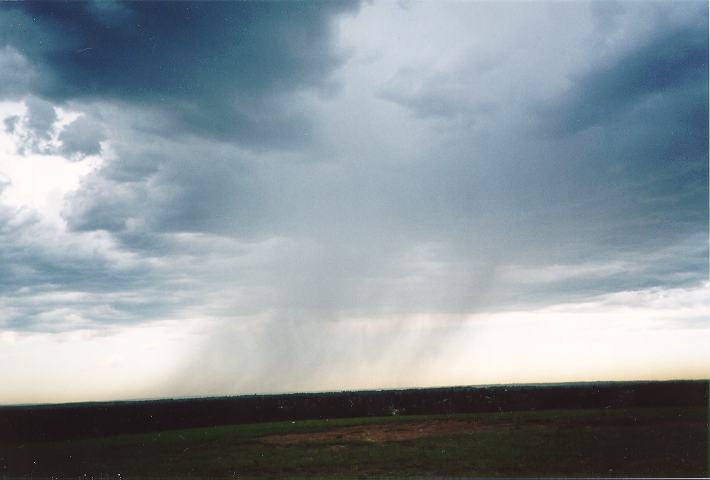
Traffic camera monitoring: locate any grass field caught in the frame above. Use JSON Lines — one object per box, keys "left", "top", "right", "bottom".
{"left": 1, "top": 407, "right": 707, "bottom": 478}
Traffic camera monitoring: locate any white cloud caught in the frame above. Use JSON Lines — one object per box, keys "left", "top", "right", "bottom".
{"left": 0, "top": 101, "right": 100, "bottom": 225}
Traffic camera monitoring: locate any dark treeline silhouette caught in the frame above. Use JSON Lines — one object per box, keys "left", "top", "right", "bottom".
{"left": 0, "top": 380, "right": 706, "bottom": 443}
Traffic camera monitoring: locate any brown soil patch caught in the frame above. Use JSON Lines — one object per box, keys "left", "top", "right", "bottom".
{"left": 261, "top": 420, "right": 506, "bottom": 445}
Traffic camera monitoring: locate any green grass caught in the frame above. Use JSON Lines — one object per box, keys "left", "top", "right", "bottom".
{"left": 1, "top": 407, "right": 707, "bottom": 478}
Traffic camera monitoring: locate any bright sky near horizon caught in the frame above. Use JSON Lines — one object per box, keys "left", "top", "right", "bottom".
{"left": 0, "top": 1, "right": 708, "bottom": 405}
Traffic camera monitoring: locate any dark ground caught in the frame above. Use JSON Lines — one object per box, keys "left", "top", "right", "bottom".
{"left": 0, "top": 380, "right": 706, "bottom": 442}
{"left": 0, "top": 380, "right": 707, "bottom": 478}
{"left": 0, "top": 407, "right": 707, "bottom": 478}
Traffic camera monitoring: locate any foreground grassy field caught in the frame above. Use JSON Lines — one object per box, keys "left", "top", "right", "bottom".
{"left": 1, "top": 407, "right": 707, "bottom": 478}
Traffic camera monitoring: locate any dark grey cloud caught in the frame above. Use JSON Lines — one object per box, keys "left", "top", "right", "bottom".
{"left": 530, "top": 13, "right": 709, "bottom": 254}
{"left": 539, "top": 20, "right": 707, "bottom": 137}
{"left": 0, "top": 199, "right": 201, "bottom": 332}
{"left": 62, "top": 139, "right": 271, "bottom": 238}
{"left": 379, "top": 2, "right": 707, "bottom": 258}
{"left": 0, "top": 1, "right": 360, "bottom": 146}
{"left": 24, "top": 97, "right": 57, "bottom": 140}
{"left": 378, "top": 60, "right": 498, "bottom": 122}
{"left": 2, "top": 115, "right": 19, "bottom": 134}
{"left": 59, "top": 115, "right": 106, "bottom": 157}
{"left": 0, "top": 46, "right": 38, "bottom": 99}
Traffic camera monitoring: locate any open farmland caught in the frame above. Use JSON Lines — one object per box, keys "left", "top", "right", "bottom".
{"left": 1, "top": 406, "right": 707, "bottom": 478}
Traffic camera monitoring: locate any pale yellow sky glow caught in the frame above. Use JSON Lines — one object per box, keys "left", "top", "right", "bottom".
{"left": 2, "top": 281, "right": 707, "bottom": 405}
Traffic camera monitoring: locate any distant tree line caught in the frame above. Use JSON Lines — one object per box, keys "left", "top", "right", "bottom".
{"left": 0, "top": 380, "right": 706, "bottom": 442}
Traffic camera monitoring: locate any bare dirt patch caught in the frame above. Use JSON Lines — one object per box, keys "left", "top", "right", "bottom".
{"left": 261, "top": 420, "right": 507, "bottom": 445}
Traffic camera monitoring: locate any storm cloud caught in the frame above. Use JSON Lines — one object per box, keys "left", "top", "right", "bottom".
{"left": 1, "top": 1, "right": 359, "bottom": 145}
{"left": 0, "top": 0, "right": 707, "bottom": 402}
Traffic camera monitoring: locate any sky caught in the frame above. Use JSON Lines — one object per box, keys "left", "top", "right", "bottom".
{"left": 0, "top": 0, "right": 708, "bottom": 405}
